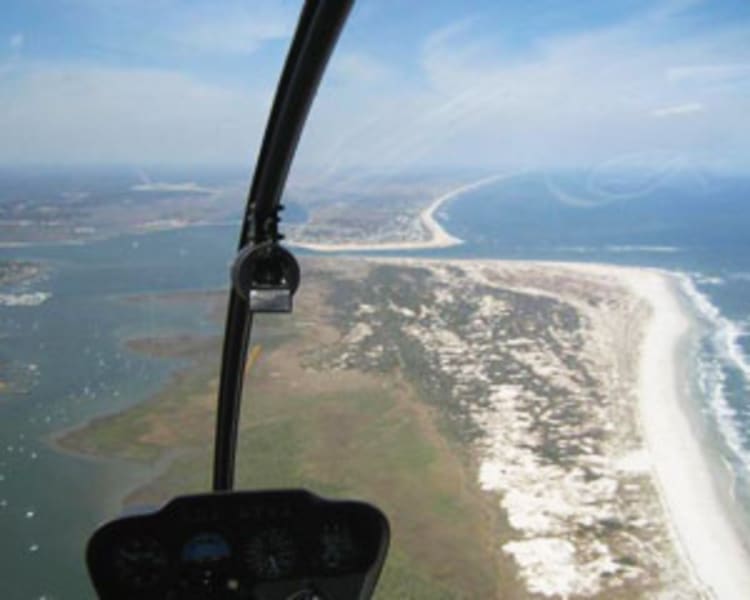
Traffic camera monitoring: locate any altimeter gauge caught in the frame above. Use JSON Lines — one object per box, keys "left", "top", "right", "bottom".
{"left": 113, "top": 536, "right": 168, "bottom": 589}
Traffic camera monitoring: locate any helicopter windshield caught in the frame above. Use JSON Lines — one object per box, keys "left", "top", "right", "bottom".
{"left": 1, "top": 1, "right": 750, "bottom": 598}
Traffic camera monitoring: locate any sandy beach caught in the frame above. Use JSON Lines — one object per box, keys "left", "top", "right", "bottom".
{"left": 291, "top": 172, "right": 512, "bottom": 252}
{"left": 294, "top": 185, "right": 750, "bottom": 596}
{"left": 617, "top": 267, "right": 750, "bottom": 599}
{"left": 536, "top": 261, "right": 750, "bottom": 598}
{"left": 323, "top": 255, "right": 750, "bottom": 597}
{"left": 53, "top": 246, "right": 750, "bottom": 597}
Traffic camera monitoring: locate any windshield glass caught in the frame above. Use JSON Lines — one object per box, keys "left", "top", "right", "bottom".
{"left": 1, "top": 1, "right": 750, "bottom": 598}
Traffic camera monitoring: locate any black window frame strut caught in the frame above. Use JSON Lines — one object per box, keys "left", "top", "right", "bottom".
{"left": 212, "top": 0, "right": 355, "bottom": 491}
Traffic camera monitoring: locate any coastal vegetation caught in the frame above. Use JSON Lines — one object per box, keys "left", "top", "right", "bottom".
{"left": 57, "top": 257, "right": 699, "bottom": 598}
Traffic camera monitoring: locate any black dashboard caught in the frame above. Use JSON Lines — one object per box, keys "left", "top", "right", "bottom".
{"left": 87, "top": 489, "right": 389, "bottom": 599}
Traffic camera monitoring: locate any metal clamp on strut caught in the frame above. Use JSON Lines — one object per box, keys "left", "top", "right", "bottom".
{"left": 231, "top": 242, "right": 300, "bottom": 313}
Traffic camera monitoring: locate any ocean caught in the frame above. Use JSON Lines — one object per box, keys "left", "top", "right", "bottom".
{"left": 430, "top": 170, "right": 750, "bottom": 543}
{"left": 0, "top": 169, "right": 748, "bottom": 597}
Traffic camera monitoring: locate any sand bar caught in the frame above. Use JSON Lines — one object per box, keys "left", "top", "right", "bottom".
{"left": 292, "top": 172, "right": 513, "bottom": 252}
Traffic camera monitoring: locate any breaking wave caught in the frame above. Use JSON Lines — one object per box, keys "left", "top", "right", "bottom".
{"left": 677, "top": 274, "right": 750, "bottom": 474}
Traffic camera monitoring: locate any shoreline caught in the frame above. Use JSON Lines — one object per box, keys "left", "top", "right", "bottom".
{"left": 44, "top": 253, "right": 750, "bottom": 597}
{"left": 291, "top": 172, "right": 513, "bottom": 253}
{"left": 366, "top": 257, "right": 750, "bottom": 596}
{"left": 514, "top": 261, "right": 750, "bottom": 598}
{"left": 617, "top": 267, "right": 750, "bottom": 598}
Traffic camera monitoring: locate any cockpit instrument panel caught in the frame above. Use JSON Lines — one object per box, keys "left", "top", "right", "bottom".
{"left": 87, "top": 489, "right": 389, "bottom": 600}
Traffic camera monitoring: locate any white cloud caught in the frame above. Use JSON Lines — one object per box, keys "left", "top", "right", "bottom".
{"left": 170, "top": 3, "right": 296, "bottom": 55}
{"left": 0, "top": 64, "right": 273, "bottom": 164}
{"left": 1, "top": 33, "right": 24, "bottom": 78}
{"left": 294, "top": 3, "right": 750, "bottom": 175}
{"left": 651, "top": 102, "right": 704, "bottom": 117}
{"left": 666, "top": 63, "right": 750, "bottom": 84}
{"left": 1, "top": 2, "right": 748, "bottom": 172}
{"left": 9, "top": 33, "right": 24, "bottom": 50}
{"left": 63, "top": 0, "right": 296, "bottom": 57}
{"left": 331, "top": 53, "right": 390, "bottom": 84}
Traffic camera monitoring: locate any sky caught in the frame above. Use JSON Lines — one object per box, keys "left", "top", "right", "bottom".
{"left": 1, "top": 0, "right": 749, "bottom": 176}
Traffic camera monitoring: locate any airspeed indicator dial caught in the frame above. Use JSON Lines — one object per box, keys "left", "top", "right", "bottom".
{"left": 244, "top": 528, "right": 296, "bottom": 579}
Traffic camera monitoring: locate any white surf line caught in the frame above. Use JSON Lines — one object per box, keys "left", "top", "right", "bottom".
{"left": 627, "top": 270, "right": 750, "bottom": 600}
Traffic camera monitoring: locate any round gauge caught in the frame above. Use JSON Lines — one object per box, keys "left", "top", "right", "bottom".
{"left": 319, "top": 522, "right": 355, "bottom": 570}
{"left": 113, "top": 536, "right": 168, "bottom": 589}
{"left": 181, "top": 532, "right": 231, "bottom": 565}
{"left": 179, "top": 532, "right": 232, "bottom": 591}
{"left": 244, "top": 528, "right": 296, "bottom": 579}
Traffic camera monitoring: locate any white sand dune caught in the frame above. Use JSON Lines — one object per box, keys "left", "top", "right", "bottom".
{"left": 369, "top": 257, "right": 750, "bottom": 596}
{"left": 299, "top": 222, "right": 750, "bottom": 595}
